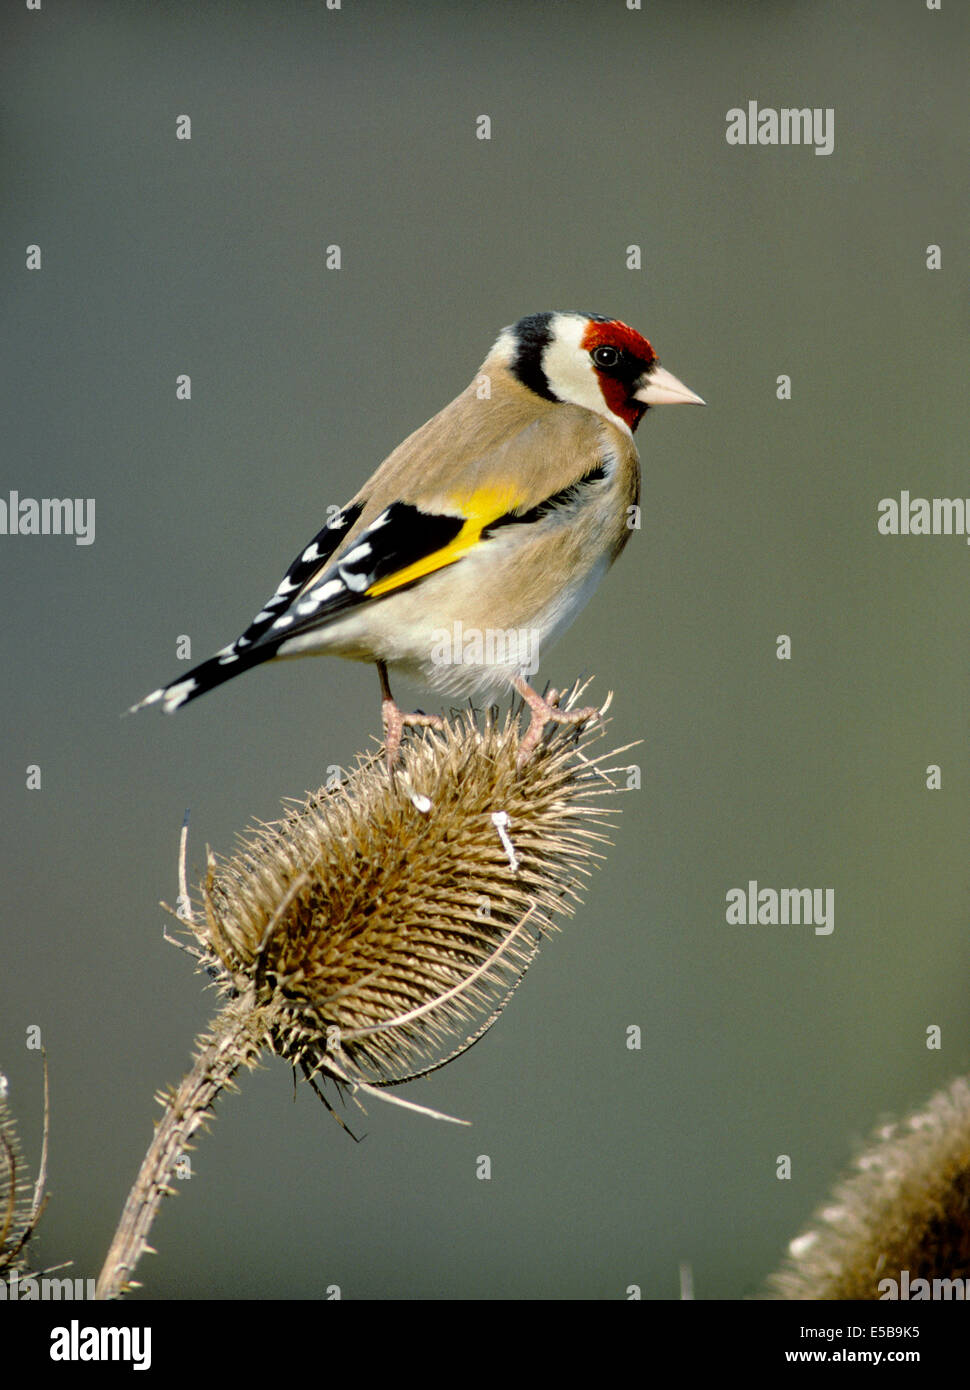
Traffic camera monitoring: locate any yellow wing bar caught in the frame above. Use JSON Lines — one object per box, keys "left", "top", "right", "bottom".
{"left": 366, "top": 484, "right": 522, "bottom": 599}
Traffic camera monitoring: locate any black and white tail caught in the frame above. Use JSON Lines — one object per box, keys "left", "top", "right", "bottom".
{"left": 129, "top": 501, "right": 364, "bottom": 714}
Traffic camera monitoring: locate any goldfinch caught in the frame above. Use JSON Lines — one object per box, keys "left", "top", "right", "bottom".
{"left": 133, "top": 311, "right": 704, "bottom": 764}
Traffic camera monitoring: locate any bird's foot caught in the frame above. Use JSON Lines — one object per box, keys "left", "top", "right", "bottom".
{"left": 513, "top": 678, "right": 605, "bottom": 766}
{"left": 381, "top": 697, "right": 445, "bottom": 773}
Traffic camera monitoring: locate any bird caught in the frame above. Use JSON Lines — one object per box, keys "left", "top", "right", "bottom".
{"left": 132, "top": 310, "right": 704, "bottom": 766}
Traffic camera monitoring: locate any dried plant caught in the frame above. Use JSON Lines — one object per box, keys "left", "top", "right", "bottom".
{"left": 97, "top": 688, "right": 632, "bottom": 1299}
{"left": 0, "top": 1061, "right": 49, "bottom": 1286}
{"left": 766, "top": 1076, "right": 970, "bottom": 1299}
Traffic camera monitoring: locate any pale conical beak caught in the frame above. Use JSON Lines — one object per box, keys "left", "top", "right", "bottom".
{"left": 634, "top": 364, "right": 705, "bottom": 407}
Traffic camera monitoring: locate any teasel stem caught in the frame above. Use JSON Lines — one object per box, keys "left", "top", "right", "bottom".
{"left": 96, "top": 997, "right": 270, "bottom": 1300}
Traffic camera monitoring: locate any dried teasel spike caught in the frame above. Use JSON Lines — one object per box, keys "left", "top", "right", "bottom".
{"left": 766, "top": 1076, "right": 970, "bottom": 1299}
{"left": 0, "top": 1055, "right": 50, "bottom": 1282}
{"left": 97, "top": 692, "right": 630, "bottom": 1299}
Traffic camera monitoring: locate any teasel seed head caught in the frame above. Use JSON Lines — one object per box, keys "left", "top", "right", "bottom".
{"left": 180, "top": 697, "right": 630, "bottom": 1110}
{"left": 766, "top": 1076, "right": 970, "bottom": 1299}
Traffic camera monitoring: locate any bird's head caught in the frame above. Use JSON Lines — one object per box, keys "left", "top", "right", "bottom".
{"left": 496, "top": 310, "right": 704, "bottom": 433}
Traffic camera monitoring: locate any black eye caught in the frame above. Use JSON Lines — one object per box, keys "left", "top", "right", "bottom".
{"left": 592, "top": 345, "right": 620, "bottom": 369}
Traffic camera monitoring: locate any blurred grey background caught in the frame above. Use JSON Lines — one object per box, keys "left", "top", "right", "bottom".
{"left": 1, "top": 0, "right": 968, "bottom": 1299}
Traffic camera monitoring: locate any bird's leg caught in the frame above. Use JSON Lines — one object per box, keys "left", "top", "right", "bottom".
{"left": 377, "top": 661, "right": 445, "bottom": 773}
{"left": 513, "top": 676, "right": 602, "bottom": 765}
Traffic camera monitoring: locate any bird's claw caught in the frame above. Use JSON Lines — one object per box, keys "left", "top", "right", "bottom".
{"left": 513, "top": 679, "right": 604, "bottom": 766}
{"left": 381, "top": 699, "right": 445, "bottom": 775}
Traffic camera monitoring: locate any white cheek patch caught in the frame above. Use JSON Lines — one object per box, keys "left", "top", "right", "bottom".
{"left": 541, "top": 314, "right": 630, "bottom": 434}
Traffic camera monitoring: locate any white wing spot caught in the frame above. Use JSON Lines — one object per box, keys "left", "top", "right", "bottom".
{"left": 162, "top": 678, "right": 198, "bottom": 712}
{"left": 339, "top": 565, "right": 370, "bottom": 592}
{"left": 274, "top": 578, "right": 298, "bottom": 595}
{"left": 302, "top": 542, "right": 320, "bottom": 563}
{"left": 295, "top": 577, "right": 345, "bottom": 616}
{"left": 253, "top": 610, "right": 274, "bottom": 623}
{"left": 369, "top": 509, "right": 391, "bottom": 529}
{"left": 342, "top": 543, "right": 371, "bottom": 565}
{"left": 272, "top": 615, "right": 295, "bottom": 629}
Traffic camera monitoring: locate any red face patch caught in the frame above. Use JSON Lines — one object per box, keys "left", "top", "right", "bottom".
{"left": 580, "top": 319, "right": 656, "bottom": 365}
{"left": 580, "top": 319, "right": 657, "bottom": 431}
